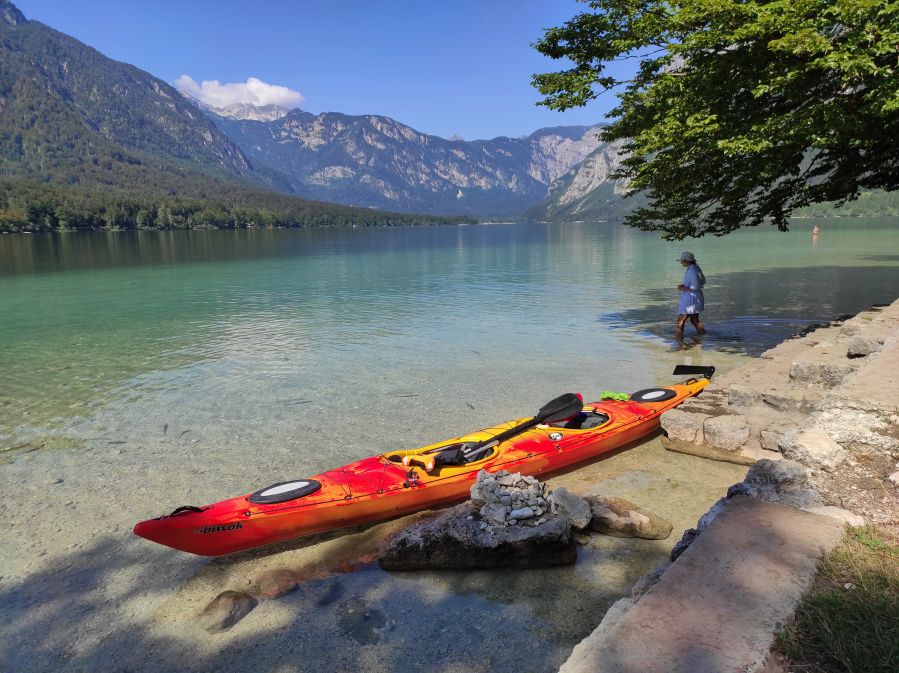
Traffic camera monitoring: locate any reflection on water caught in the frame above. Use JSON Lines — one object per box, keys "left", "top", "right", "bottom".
{"left": 1, "top": 218, "right": 897, "bottom": 454}
{"left": 1, "top": 218, "right": 897, "bottom": 673}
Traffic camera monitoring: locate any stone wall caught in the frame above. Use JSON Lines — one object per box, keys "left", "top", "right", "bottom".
{"left": 661, "top": 299, "right": 899, "bottom": 529}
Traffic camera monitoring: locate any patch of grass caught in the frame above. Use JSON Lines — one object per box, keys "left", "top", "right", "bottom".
{"left": 777, "top": 526, "right": 899, "bottom": 673}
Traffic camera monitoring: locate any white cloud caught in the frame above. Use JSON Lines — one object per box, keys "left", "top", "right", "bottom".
{"left": 175, "top": 75, "right": 304, "bottom": 109}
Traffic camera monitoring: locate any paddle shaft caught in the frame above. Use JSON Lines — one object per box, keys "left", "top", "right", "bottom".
{"left": 462, "top": 392, "right": 583, "bottom": 460}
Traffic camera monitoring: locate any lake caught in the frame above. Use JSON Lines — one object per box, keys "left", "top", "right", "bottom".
{"left": 2, "top": 218, "right": 898, "bottom": 459}
{"left": 1, "top": 218, "right": 898, "bottom": 673}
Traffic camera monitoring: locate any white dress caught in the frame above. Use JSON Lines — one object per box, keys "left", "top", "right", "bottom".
{"left": 678, "top": 264, "right": 705, "bottom": 315}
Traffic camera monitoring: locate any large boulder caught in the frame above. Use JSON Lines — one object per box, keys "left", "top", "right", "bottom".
{"left": 744, "top": 458, "right": 810, "bottom": 491}
{"left": 378, "top": 502, "right": 576, "bottom": 570}
{"left": 847, "top": 336, "right": 882, "bottom": 359}
{"left": 789, "top": 361, "right": 857, "bottom": 388}
{"left": 703, "top": 414, "right": 750, "bottom": 451}
{"left": 584, "top": 496, "right": 673, "bottom": 540}
{"left": 549, "top": 487, "right": 593, "bottom": 530}
{"left": 779, "top": 426, "right": 846, "bottom": 472}
{"left": 739, "top": 459, "right": 821, "bottom": 509}
{"left": 660, "top": 409, "right": 709, "bottom": 444}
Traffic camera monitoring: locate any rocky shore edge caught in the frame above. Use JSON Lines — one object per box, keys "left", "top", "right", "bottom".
{"left": 661, "top": 299, "right": 899, "bottom": 528}
{"left": 558, "top": 298, "right": 899, "bottom": 673}
{"left": 193, "top": 299, "right": 898, "bottom": 666}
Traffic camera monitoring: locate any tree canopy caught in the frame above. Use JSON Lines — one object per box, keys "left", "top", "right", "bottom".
{"left": 533, "top": 0, "right": 899, "bottom": 239}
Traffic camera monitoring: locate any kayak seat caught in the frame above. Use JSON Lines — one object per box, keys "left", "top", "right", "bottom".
{"left": 433, "top": 445, "right": 495, "bottom": 467}
{"left": 550, "top": 411, "right": 610, "bottom": 430}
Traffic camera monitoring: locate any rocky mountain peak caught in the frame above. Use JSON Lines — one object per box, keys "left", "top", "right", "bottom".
{"left": 207, "top": 103, "right": 289, "bottom": 122}
{"left": 210, "top": 106, "right": 607, "bottom": 217}
{"left": 1, "top": 0, "right": 26, "bottom": 26}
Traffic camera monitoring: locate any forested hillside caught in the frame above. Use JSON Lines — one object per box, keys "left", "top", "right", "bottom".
{"left": 0, "top": 178, "right": 473, "bottom": 233}
{"left": 0, "top": 1, "right": 469, "bottom": 232}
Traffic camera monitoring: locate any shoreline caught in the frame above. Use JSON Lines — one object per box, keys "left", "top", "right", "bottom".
{"left": 1, "top": 296, "right": 895, "bottom": 672}
{"left": 4, "top": 213, "right": 899, "bottom": 236}
{"left": 559, "top": 298, "right": 899, "bottom": 672}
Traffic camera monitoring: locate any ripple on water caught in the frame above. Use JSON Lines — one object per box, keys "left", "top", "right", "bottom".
{"left": 1, "top": 220, "right": 896, "bottom": 672}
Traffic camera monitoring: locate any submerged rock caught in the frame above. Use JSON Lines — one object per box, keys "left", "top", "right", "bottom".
{"left": 198, "top": 591, "right": 258, "bottom": 633}
{"left": 248, "top": 568, "right": 299, "bottom": 600}
{"left": 585, "top": 495, "right": 672, "bottom": 540}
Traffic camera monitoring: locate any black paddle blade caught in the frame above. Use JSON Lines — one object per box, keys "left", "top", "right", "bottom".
{"left": 536, "top": 392, "right": 584, "bottom": 424}
{"left": 462, "top": 393, "right": 584, "bottom": 459}
{"left": 673, "top": 365, "right": 716, "bottom": 379}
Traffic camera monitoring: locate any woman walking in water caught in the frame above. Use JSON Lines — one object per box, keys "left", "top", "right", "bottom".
{"left": 675, "top": 251, "right": 706, "bottom": 338}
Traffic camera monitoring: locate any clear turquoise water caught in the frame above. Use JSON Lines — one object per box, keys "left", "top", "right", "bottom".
{"left": 1, "top": 218, "right": 898, "bottom": 673}
{"left": 1, "top": 219, "right": 898, "bottom": 458}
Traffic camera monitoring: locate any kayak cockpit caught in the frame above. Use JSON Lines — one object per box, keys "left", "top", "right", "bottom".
{"left": 547, "top": 409, "right": 610, "bottom": 430}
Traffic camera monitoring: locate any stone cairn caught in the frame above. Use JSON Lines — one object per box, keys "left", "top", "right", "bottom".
{"left": 467, "top": 468, "right": 669, "bottom": 539}
{"left": 470, "top": 469, "right": 553, "bottom": 529}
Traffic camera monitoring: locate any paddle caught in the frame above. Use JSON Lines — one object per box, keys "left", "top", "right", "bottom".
{"left": 672, "top": 364, "right": 716, "bottom": 379}
{"left": 431, "top": 392, "right": 584, "bottom": 467}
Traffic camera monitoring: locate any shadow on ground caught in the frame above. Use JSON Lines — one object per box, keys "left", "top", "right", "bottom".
{"left": 0, "top": 524, "right": 665, "bottom": 673}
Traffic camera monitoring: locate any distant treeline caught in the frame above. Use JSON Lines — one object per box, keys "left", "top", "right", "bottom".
{"left": 794, "top": 190, "right": 899, "bottom": 218}
{"left": 0, "top": 178, "right": 476, "bottom": 233}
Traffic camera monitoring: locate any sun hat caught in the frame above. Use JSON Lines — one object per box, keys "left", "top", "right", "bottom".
{"left": 677, "top": 251, "right": 696, "bottom": 262}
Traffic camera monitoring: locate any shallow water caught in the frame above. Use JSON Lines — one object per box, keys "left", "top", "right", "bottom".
{"left": 3, "top": 218, "right": 898, "bottom": 459}
{"left": 1, "top": 218, "right": 898, "bottom": 673}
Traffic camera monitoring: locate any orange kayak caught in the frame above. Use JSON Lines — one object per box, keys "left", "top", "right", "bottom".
{"left": 133, "top": 367, "right": 713, "bottom": 556}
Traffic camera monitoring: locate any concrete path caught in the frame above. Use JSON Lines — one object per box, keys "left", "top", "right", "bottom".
{"left": 559, "top": 497, "right": 845, "bottom": 673}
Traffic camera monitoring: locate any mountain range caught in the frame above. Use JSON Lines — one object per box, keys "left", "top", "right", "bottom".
{"left": 0, "top": 0, "right": 278, "bottom": 190}
{"left": 0, "top": 0, "right": 479, "bottom": 231}
{"left": 3, "top": 0, "right": 891, "bottom": 231}
{"left": 0, "top": 0, "right": 632, "bottom": 229}
{"left": 208, "top": 109, "right": 606, "bottom": 216}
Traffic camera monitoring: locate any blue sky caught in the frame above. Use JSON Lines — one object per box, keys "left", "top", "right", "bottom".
{"left": 16, "top": 0, "right": 622, "bottom": 140}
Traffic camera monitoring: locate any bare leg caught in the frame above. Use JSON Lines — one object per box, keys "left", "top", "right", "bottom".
{"left": 675, "top": 314, "right": 688, "bottom": 338}
{"left": 689, "top": 314, "right": 706, "bottom": 334}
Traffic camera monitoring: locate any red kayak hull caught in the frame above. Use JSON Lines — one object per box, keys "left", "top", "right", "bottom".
{"left": 134, "top": 379, "right": 707, "bottom": 555}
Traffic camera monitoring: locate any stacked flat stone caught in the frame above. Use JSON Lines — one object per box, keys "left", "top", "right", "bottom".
{"left": 470, "top": 469, "right": 551, "bottom": 528}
